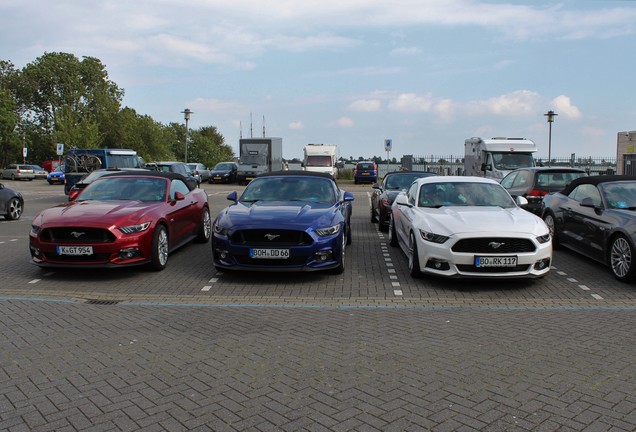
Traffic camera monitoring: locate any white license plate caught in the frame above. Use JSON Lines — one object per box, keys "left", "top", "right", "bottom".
{"left": 475, "top": 256, "right": 517, "bottom": 267}
{"left": 56, "top": 245, "right": 93, "bottom": 256}
{"left": 250, "top": 248, "right": 290, "bottom": 259}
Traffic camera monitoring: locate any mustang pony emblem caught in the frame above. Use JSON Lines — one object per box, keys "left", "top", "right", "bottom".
{"left": 70, "top": 231, "right": 86, "bottom": 238}
{"left": 264, "top": 234, "right": 280, "bottom": 241}
{"left": 489, "top": 241, "right": 505, "bottom": 249}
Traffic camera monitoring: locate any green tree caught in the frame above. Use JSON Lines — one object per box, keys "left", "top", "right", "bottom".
{"left": 15, "top": 52, "right": 123, "bottom": 159}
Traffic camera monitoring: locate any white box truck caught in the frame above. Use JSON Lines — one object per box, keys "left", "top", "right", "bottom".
{"left": 302, "top": 144, "right": 338, "bottom": 177}
{"left": 464, "top": 137, "right": 537, "bottom": 180}
{"left": 236, "top": 137, "right": 284, "bottom": 184}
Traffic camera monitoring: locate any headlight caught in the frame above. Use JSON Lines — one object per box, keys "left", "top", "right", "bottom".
{"left": 419, "top": 229, "right": 449, "bottom": 244}
{"left": 536, "top": 233, "right": 551, "bottom": 244}
{"left": 213, "top": 223, "right": 229, "bottom": 236}
{"left": 118, "top": 222, "right": 151, "bottom": 234}
{"left": 315, "top": 224, "right": 341, "bottom": 237}
{"left": 31, "top": 225, "right": 41, "bottom": 235}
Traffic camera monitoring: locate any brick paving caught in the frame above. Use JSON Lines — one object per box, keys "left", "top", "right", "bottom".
{"left": 0, "top": 180, "right": 634, "bottom": 430}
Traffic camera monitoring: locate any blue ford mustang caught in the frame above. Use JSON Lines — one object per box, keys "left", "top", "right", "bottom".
{"left": 212, "top": 171, "right": 354, "bottom": 273}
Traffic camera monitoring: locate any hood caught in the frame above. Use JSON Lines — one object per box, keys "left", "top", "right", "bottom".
{"left": 34, "top": 200, "right": 160, "bottom": 227}
{"left": 416, "top": 206, "right": 548, "bottom": 237}
{"left": 210, "top": 169, "right": 233, "bottom": 175}
{"left": 220, "top": 200, "right": 337, "bottom": 229}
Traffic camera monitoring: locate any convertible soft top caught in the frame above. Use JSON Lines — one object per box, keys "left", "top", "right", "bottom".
{"left": 255, "top": 170, "right": 335, "bottom": 180}
{"left": 561, "top": 175, "right": 636, "bottom": 196}
{"left": 102, "top": 170, "right": 196, "bottom": 190}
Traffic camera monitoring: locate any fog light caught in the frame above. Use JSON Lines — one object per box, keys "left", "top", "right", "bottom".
{"left": 31, "top": 247, "right": 41, "bottom": 257}
{"left": 119, "top": 248, "right": 141, "bottom": 259}
{"left": 425, "top": 259, "right": 450, "bottom": 271}
{"left": 534, "top": 258, "right": 551, "bottom": 270}
{"left": 313, "top": 250, "right": 333, "bottom": 262}
{"left": 216, "top": 249, "right": 230, "bottom": 260}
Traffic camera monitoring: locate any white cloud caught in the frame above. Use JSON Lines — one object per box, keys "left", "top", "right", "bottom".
{"left": 551, "top": 95, "right": 582, "bottom": 119}
{"left": 349, "top": 99, "right": 381, "bottom": 112}
{"left": 388, "top": 93, "right": 434, "bottom": 112}
{"left": 335, "top": 117, "right": 354, "bottom": 128}
{"left": 289, "top": 121, "right": 304, "bottom": 130}
{"left": 390, "top": 47, "right": 421, "bottom": 56}
{"left": 468, "top": 90, "right": 540, "bottom": 116}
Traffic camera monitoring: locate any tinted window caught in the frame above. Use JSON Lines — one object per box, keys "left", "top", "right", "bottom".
{"left": 241, "top": 177, "right": 335, "bottom": 203}
{"left": 419, "top": 182, "right": 515, "bottom": 208}
{"left": 569, "top": 184, "right": 601, "bottom": 206}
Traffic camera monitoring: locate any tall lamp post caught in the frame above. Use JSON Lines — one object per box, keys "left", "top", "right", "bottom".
{"left": 181, "top": 108, "right": 193, "bottom": 163}
{"left": 544, "top": 110, "right": 557, "bottom": 166}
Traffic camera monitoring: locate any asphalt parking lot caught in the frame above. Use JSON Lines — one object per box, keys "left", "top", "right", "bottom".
{"left": 1, "top": 179, "right": 635, "bottom": 431}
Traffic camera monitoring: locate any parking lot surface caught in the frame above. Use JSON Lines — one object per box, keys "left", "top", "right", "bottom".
{"left": 0, "top": 179, "right": 635, "bottom": 431}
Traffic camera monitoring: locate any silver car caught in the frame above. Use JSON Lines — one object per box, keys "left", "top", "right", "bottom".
{"left": 1, "top": 164, "right": 35, "bottom": 181}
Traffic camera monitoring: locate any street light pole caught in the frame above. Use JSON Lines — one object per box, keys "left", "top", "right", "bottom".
{"left": 181, "top": 108, "right": 193, "bottom": 163}
{"left": 544, "top": 110, "right": 557, "bottom": 166}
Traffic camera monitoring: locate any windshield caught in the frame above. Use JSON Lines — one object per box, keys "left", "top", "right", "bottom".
{"left": 79, "top": 177, "right": 167, "bottom": 202}
{"left": 241, "top": 177, "right": 335, "bottom": 203}
{"left": 215, "top": 163, "right": 235, "bottom": 170}
{"left": 306, "top": 155, "right": 333, "bottom": 167}
{"left": 419, "top": 182, "right": 516, "bottom": 208}
{"left": 492, "top": 153, "right": 534, "bottom": 170}
{"left": 385, "top": 173, "right": 433, "bottom": 191}
{"left": 600, "top": 181, "right": 636, "bottom": 209}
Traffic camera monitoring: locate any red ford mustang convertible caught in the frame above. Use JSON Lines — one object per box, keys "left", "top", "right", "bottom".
{"left": 30, "top": 171, "right": 211, "bottom": 271}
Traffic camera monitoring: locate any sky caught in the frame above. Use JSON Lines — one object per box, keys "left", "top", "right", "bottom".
{"left": 2, "top": 0, "right": 635, "bottom": 160}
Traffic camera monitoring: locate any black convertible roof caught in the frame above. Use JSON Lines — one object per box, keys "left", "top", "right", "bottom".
{"left": 255, "top": 170, "right": 335, "bottom": 180}
{"left": 562, "top": 174, "right": 636, "bottom": 195}
{"left": 102, "top": 170, "right": 195, "bottom": 190}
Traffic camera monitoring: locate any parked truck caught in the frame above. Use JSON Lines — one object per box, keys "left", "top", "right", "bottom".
{"left": 236, "top": 137, "right": 284, "bottom": 184}
{"left": 63, "top": 148, "right": 143, "bottom": 194}
{"left": 464, "top": 137, "right": 537, "bottom": 180}
{"left": 302, "top": 144, "right": 338, "bottom": 177}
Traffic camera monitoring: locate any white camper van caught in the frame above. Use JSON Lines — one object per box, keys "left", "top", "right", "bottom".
{"left": 464, "top": 137, "right": 537, "bottom": 180}
{"left": 302, "top": 144, "right": 338, "bottom": 177}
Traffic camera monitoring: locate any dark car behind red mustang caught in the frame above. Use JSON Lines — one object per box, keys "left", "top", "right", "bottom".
{"left": 29, "top": 172, "right": 211, "bottom": 271}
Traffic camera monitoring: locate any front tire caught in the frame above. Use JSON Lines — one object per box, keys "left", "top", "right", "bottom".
{"left": 609, "top": 235, "right": 636, "bottom": 282}
{"left": 408, "top": 232, "right": 423, "bottom": 278}
{"left": 388, "top": 214, "right": 398, "bottom": 247}
{"left": 6, "top": 198, "right": 23, "bottom": 220}
{"left": 149, "top": 225, "right": 169, "bottom": 271}
{"left": 330, "top": 232, "right": 346, "bottom": 274}
{"left": 543, "top": 212, "right": 560, "bottom": 249}
{"left": 196, "top": 207, "right": 211, "bottom": 243}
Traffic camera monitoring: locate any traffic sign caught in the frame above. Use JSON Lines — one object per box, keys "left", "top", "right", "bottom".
{"left": 384, "top": 139, "right": 392, "bottom": 151}
{"left": 22, "top": 147, "right": 27, "bottom": 158}
{"left": 56, "top": 143, "right": 64, "bottom": 155}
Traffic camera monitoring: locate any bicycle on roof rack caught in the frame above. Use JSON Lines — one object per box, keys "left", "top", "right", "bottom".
{"left": 64, "top": 153, "right": 103, "bottom": 173}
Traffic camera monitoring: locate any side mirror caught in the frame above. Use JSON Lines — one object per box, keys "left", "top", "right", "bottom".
{"left": 174, "top": 191, "right": 185, "bottom": 201}
{"left": 226, "top": 191, "right": 238, "bottom": 203}
{"left": 395, "top": 193, "right": 410, "bottom": 207}
{"left": 343, "top": 191, "right": 355, "bottom": 202}
{"left": 372, "top": 183, "right": 380, "bottom": 190}
{"left": 515, "top": 196, "right": 529, "bottom": 206}
{"left": 580, "top": 197, "right": 599, "bottom": 209}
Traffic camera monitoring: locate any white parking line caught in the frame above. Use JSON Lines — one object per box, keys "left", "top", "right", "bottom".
{"left": 579, "top": 285, "right": 590, "bottom": 291}
{"left": 201, "top": 286, "right": 212, "bottom": 292}
{"left": 393, "top": 290, "right": 403, "bottom": 295}
{"left": 28, "top": 279, "right": 40, "bottom": 284}
{"left": 567, "top": 278, "right": 578, "bottom": 283}
{"left": 591, "top": 294, "right": 604, "bottom": 300}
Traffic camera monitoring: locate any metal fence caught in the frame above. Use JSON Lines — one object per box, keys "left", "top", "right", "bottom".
{"left": 388, "top": 155, "right": 617, "bottom": 177}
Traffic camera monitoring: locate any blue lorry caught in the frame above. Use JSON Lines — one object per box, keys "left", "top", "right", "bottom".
{"left": 63, "top": 148, "right": 144, "bottom": 195}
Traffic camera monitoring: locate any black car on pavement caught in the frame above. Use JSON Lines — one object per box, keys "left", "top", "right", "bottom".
{"left": 209, "top": 162, "right": 238, "bottom": 184}
{"left": 146, "top": 161, "right": 198, "bottom": 189}
{"left": 0, "top": 182, "right": 24, "bottom": 220}
{"left": 371, "top": 171, "right": 436, "bottom": 231}
{"left": 541, "top": 175, "right": 636, "bottom": 282}
{"left": 500, "top": 167, "right": 587, "bottom": 215}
